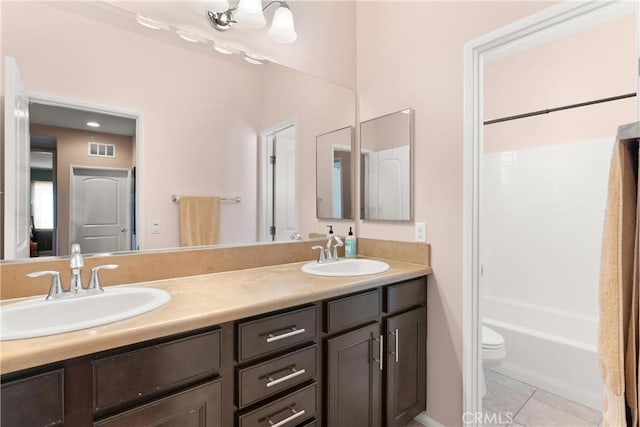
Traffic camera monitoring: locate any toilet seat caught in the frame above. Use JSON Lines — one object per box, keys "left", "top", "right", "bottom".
{"left": 482, "top": 325, "right": 504, "bottom": 349}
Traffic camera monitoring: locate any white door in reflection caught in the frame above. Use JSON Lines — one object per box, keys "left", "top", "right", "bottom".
{"left": 69, "top": 166, "right": 131, "bottom": 254}
{"left": 364, "top": 145, "right": 410, "bottom": 220}
{"left": 260, "top": 122, "right": 297, "bottom": 242}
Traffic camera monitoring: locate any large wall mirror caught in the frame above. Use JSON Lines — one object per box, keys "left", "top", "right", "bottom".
{"left": 2, "top": 1, "right": 355, "bottom": 260}
{"left": 316, "top": 127, "right": 354, "bottom": 220}
{"left": 360, "top": 109, "right": 414, "bottom": 221}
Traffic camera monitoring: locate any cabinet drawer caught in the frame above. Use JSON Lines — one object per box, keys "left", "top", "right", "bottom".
{"left": 325, "top": 289, "right": 380, "bottom": 334}
{"left": 93, "top": 329, "right": 220, "bottom": 412}
{"left": 1, "top": 368, "right": 64, "bottom": 426}
{"left": 238, "top": 345, "right": 316, "bottom": 408}
{"left": 238, "top": 383, "right": 316, "bottom": 427}
{"left": 94, "top": 378, "right": 222, "bottom": 427}
{"left": 238, "top": 306, "right": 316, "bottom": 362}
{"left": 385, "top": 278, "right": 426, "bottom": 314}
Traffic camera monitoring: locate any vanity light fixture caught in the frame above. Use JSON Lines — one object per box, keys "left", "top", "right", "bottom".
{"left": 206, "top": 0, "right": 297, "bottom": 44}
{"left": 86, "top": 121, "right": 100, "bottom": 128}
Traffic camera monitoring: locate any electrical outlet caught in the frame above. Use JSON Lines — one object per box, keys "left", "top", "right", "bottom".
{"left": 415, "top": 222, "right": 426, "bottom": 242}
{"left": 151, "top": 220, "right": 161, "bottom": 234}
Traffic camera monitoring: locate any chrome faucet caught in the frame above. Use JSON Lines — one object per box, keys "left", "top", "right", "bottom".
{"left": 69, "top": 243, "right": 84, "bottom": 294}
{"left": 310, "top": 235, "right": 344, "bottom": 264}
{"left": 27, "top": 244, "right": 119, "bottom": 300}
{"left": 326, "top": 235, "right": 343, "bottom": 261}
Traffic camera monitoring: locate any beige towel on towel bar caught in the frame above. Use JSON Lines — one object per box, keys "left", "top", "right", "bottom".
{"left": 179, "top": 196, "right": 220, "bottom": 247}
{"left": 599, "top": 134, "right": 639, "bottom": 427}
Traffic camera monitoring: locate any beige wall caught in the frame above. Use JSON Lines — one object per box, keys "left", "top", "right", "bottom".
{"left": 484, "top": 13, "right": 637, "bottom": 152}
{"left": 356, "top": 2, "right": 555, "bottom": 425}
{"left": 30, "top": 124, "right": 134, "bottom": 255}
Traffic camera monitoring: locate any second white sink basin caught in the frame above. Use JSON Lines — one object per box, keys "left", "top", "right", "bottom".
{"left": 0, "top": 287, "right": 171, "bottom": 341}
{"left": 301, "top": 258, "right": 390, "bottom": 277}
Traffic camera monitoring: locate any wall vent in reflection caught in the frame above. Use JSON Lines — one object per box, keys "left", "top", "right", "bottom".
{"left": 88, "top": 142, "right": 116, "bottom": 158}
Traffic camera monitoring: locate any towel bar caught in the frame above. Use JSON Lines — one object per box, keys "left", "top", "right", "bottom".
{"left": 171, "top": 195, "right": 241, "bottom": 204}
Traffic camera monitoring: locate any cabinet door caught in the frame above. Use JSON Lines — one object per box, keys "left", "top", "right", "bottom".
{"left": 326, "top": 323, "right": 381, "bottom": 427}
{"left": 93, "top": 379, "right": 222, "bottom": 427}
{"left": 385, "top": 307, "right": 426, "bottom": 427}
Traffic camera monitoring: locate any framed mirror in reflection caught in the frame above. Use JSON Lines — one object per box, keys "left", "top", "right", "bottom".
{"left": 316, "top": 126, "right": 354, "bottom": 220}
{"left": 2, "top": 1, "right": 356, "bottom": 260}
{"left": 360, "top": 109, "right": 414, "bottom": 221}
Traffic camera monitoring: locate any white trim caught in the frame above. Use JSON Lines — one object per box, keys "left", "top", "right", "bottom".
{"left": 462, "top": 1, "right": 639, "bottom": 425}
{"left": 25, "top": 91, "right": 144, "bottom": 251}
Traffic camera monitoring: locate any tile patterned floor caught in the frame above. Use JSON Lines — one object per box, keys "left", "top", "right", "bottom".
{"left": 482, "top": 369, "right": 602, "bottom": 426}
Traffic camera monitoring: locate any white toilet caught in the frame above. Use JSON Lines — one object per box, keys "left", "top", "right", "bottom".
{"left": 481, "top": 325, "right": 506, "bottom": 397}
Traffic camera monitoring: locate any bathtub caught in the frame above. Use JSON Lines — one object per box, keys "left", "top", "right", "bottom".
{"left": 484, "top": 297, "right": 602, "bottom": 410}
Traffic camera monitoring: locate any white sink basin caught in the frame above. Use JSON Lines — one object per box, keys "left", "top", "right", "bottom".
{"left": 301, "top": 258, "right": 390, "bottom": 277}
{"left": 0, "top": 287, "right": 171, "bottom": 341}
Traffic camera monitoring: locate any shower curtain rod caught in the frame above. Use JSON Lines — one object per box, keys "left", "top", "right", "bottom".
{"left": 484, "top": 92, "right": 637, "bottom": 125}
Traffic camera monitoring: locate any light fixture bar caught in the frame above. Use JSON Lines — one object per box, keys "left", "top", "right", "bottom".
{"left": 205, "top": 1, "right": 296, "bottom": 43}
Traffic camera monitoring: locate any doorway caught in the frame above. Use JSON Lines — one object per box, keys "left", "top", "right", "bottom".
{"left": 29, "top": 145, "right": 57, "bottom": 256}
{"left": 3, "top": 56, "right": 142, "bottom": 259}
{"left": 259, "top": 120, "right": 297, "bottom": 242}
{"left": 463, "top": 1, "right": 640, "bottom": 423}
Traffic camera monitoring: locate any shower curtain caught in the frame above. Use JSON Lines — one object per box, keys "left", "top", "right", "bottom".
{"left": 599, "top": 121, "right": 640, "bottom": 427}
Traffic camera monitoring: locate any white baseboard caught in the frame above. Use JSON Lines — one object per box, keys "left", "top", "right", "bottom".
{"left": 414, "top": 412, "right": 445, "bottom": 427}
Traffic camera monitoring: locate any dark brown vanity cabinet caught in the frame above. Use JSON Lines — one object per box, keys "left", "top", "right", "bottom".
{"left": 324, "top": 278, "right": 427, "bottom": 427}
{"left": 0, "top": 368, "right": 64, "bottom": 426}
{"left": 1, "top": 275, "right": 427, "bottom": 427}
{"left": 235, "top": 305, "right": 319, "bottom": 427}
{"left": 0, "top": 327, "right": 226, "bottom": 427}
{"left": 384, "top": 279, "right": 427, "bottom": 427}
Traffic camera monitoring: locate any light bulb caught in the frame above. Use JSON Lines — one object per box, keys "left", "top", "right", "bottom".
{"left": 234, "top": 0, "right": 266, "bottom": 28}
{"left": 267, "top": 6, "right": 297, "bottom": 43}
{"left": 200, "top": 0, "right": 230, "bottom": 13}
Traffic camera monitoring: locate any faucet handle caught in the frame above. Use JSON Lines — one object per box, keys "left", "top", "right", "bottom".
{"left": 88, "top": 264, "right": 119, "bottom": 292}
{"left": 26, "top": 271, "right": 63, "bottom": 300}
{"left": 311, "top": 246, "right": 325, "bottom": 263}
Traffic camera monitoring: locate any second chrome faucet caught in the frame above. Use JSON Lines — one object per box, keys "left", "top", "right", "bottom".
{"left": 311, "top": 235, "right": 344, "bottom": 263}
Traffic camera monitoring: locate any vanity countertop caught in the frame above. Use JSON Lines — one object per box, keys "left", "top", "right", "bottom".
{"left": 0, "top": 258, "right": 431, "bottom": 374}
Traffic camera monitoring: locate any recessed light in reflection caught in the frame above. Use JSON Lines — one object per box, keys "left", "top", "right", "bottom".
{"left": 135, "top": 15, "right": 167, "bottom": 30}
{"left": 176, "top": 30, "right": 202, "bottom": 43}
{"left": 214, "top": 45, "right": 233, "bottom": 55}
{"left": 244, "top": 54, "right": 264, "bottom": 65}
{"left": 86, "top": 121, "right": 100, "bottom": 128}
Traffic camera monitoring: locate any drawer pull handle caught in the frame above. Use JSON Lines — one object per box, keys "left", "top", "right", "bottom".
{"left": 265, "top": 407, "right": 305, "bottom": 427}
{"left": 266, "top": 326, "right": 306, "bottom": 343}
{"left": 391, "top": 328, "right": 399, "bottom": 363}
{"left": 266, "top": 367, "right": 306, "bottom": 388}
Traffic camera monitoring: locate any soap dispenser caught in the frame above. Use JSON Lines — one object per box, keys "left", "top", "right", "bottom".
{"left": 345, "top": 227, "right": 356, "bottom": 258}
